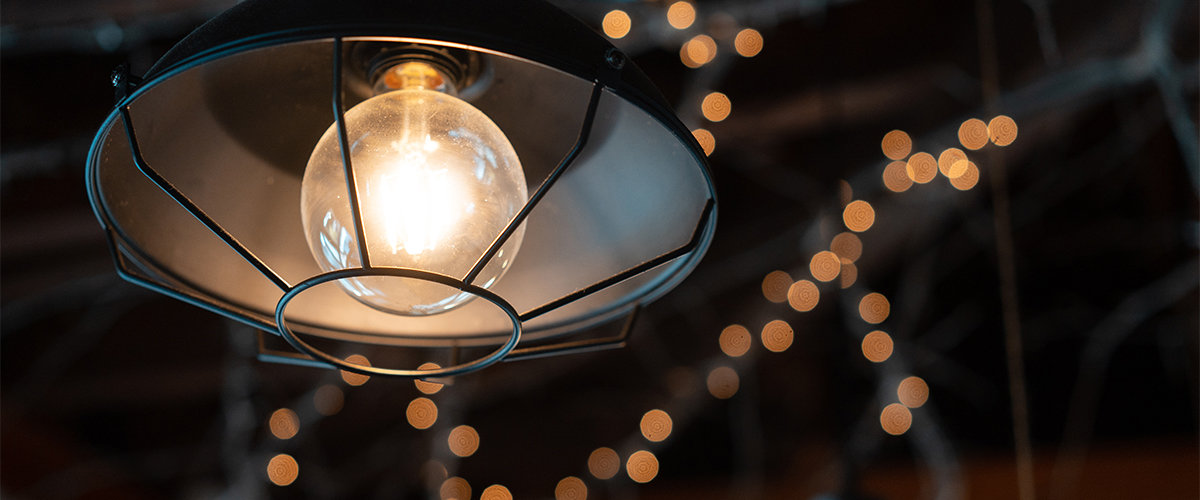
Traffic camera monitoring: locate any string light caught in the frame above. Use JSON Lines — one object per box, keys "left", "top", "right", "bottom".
{"left": 858, "top": 292, "right": 890, "bottom": 324}
{"left": 267, "top": 453, "right": 299, "bottom": 486}
{"left": 339, "top": 354, "right": 370, "bottom": 386}
{"left": 906, "top": 152, "right": 937, "bottom": 183}
{"left": 440, "top": 477, "right": 471, "bottom": 500}
{"left": 481, "top": 484, "right": 514, "bottom": 500}
{"left": 681, "top": 34, "right": 717, "bottom": 67}
{"left": 707, "top": 366, "right": 739, "bottom": 399}
{"left": 719, "top": 324, "right": 752, "bottom": 357}
{"left": 987, "top": 115, "right": 1018, "bottom": 146}
{"left": 313, "top": 384, "right": 343, "bottom": 416}
{"left": 830, "top": 232, "right": 862, "bottom": 262}
{"left": 787, "top": 279, "right": 819, "bottom": 312}
{"left": 882, "top": 160, "right": 913, "bottom": 192}
{"left": 898, "top": 376, "right": 930, "bottom": 408}
{"left": 448, "top": 425, "right": 481, "bottom": 457}
{"left": 701, "top": 92, "right": 731, "bottom": 122}
{"left": 809, "top": 250, "right": 841, "bottom": 282}
{"left": 937, "top": 148, "right": 967, "bottom": 178}
{"left": 839, "top": 258, "right": 858, "bottom": 288}
{"left": 880, "top": 130, "right": 912, "bottom": 160}
{"left": 601, "top": 10, "right": 631, "bottom": 39}
{"left": 406, "top": 397, "right": 439, "bottom": 430}
{"left": 843, "top": 200, "right": 875, "bottom": 232}
{"left": 861, "top": 330, "right": 893, "bottom": 363}
{"left": 588, "top": 447, "right": 621, "bottom": 480}
{"left": 950, "top": 161, "right": 980, "bottom": 190}
{"left": 269, "top": 408, "right": 300, "bottom": 440}
{"left": 640, "top": 409, "right": 674, "bottom": 442}
{"left": 555, "top": 476, "right": 588, "bottom": 500}
{"left": 761, "top": 319, "right": 794, "bottom": 352}
{"left": 958, "top": 118, "right": 988, "bottom": 150}
{"left": 666, "top": 1, "right": 696, "bottom": 30}
{"left": 734, "top": 28, "right": 763, "bottom": 57}
{"left": 761, "top": 270, "right": 792, "bottom": 303}
{"left": 626, "top": 450, "right": 660, "bottom": 483}
{"left": 880, "top": 403, "right": 913, "bottom": 435}
{"left": 692, "top": 128, "right": 716, "bottom": 155}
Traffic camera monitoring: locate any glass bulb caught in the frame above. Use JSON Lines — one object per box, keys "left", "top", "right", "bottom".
{"left": 301, "top": 86, "right": 527, "bottom": 316}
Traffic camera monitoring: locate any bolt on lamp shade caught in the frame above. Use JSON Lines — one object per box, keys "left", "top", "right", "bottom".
{"left": 86, "top": 0, "right": 716, "bottom": 375}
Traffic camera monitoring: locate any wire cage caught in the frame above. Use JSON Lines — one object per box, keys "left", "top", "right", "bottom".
{"left": 86, "top": 0, "right": 717, "bottom": 378}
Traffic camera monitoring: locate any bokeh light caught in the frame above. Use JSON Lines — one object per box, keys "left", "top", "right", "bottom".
{"left": 734, "top": 28, "right": 764, "bottom": 57}
{"left": 898, "top": 376, "right": 930, "bottom": 408}
{"left": 313, "top": 384, "right": 344, "bottom": 416}
{"left": 858, "top": 292, "right": 890, "bottom": 324}
{"left": 950, "top": 161, "right": 980, "bottom": 190}
{"left": 440, "top": 477, "right": 471, "bottom": 500}
{"left": 555, "top": 476, "right": 587, "bottom": 500}
{"left": 681, "top": 34, "right": 717, "bottom": 67}
{"left": 905, "top": 152, "right": 937, "bottom": 183}
{"left": 340, "top": 354, "right": 370, "bottom": 386}
{"left": 787, "top": 279, "right": 819, "bottom": 312}
{"left": 719, "top": 324, "right": 752, "bottom": 357}
{"left": 880, "top": 130, "right": 912, "bottom": 160}
{"left": 269, "top": 408, "right": 299, "bottom": 440}
{"left": 406, "top": 397, "right": 439, "bottom": 430}
{"left": 701, "top": 92, "right": 731, "bottom": 122}
{"left": 882, "top": 160, "right": 913, "bottom": 192}
{"left": 761, "top": 270, "right": 792, "bottom": 303}
{"left": 988, "top": 115, "right": 1018, "bottom": 146}
{"left": 267, "top": 453, "right": 299, "bottom": 486}
{"left": 481, "top": 484, "right": 513, "bottom": 500}
{"left": 626, "top": 450, "right": 660, "bottom": 483}
{"left": 958, "top": 118, "right": 989, "bottom": 150}
{"left": 809, "top": 250, "right": 841, "bottom": 282}
{"left": 422, "top": 460, "right": 449, "bottom": 485}
{"left": 880, "top": 403, "right": 913, "bottom": 435}
{"left": 861, "top": 330, "right": 893, "bottom": 363}
{"left": 707, "top": 366, "right": 739, "bottom": 399}
{"left": 937, "top": 148, "right": 967, "bottom": 178}
{"left": 692, "top": 128, "right": 715, "bottom": 156}
{"left": 667, "top": 1, "right": 696, "bottom": 30}
{"left": 602, "top": 10, "right": 631, "bottom": 39}
{"left": 830, "top": 232, "right": 862, "bottom": 262}
{"left": 588, "top": 447, "right": 621, "bottom": 480}
{"left": 448, "top": 425, "right": 480, "bottom": 457}
{"left": 838, "top": 180, "right": 853, "bottom": 207}
{"left": 414, "top": 362, "right": 444, "bottom": 394}
{"left": 839, "top": 258, "right": 858, "bottom": 289}
{"left": 842, "top": 200, "right": 875, "bottom": 232}
{"left": 761, "top": 319, "right": 794, "bottom": 352}
{"left": 640, "top": 409, "right": 674, "bottom": 442}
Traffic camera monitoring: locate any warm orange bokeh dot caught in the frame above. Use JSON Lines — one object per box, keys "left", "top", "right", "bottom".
{"left": 988, "top": 115, "right": 1018, "bottom": 146}
{"left": 313, "top": 384, "right": 343, "bottom": 416}
{"left": 842, "top": 200, "right": 875, "bottom": 233}
{"left": 626, "top": 450, "right": 660, "bottom": 483}
{"left": 707, "top": 366, "right": 739, "bottom": 399}
{"left": 340, "top": 354, "right": 371, "bottom": 386}
{"left": 861, "top": 330, "right": 893, "bottom": 363}
{"left": 761, "top": 270, "right": 792, "bottom": 303}
{"left": 554, "top": 476, "right": 587, "bottom": 500}
{"left": 440, "top": 477, "right": 471, "bottom": 500}
{"left": 937, "top": 148, "right": 967, "bottom": 178}
{"left": 692, "top": 128, "right": 715, "bottom": 156}
{"left": 640, "top": 409, "right": 674, "bottom": 442}
{"left": 905, "top": 152, "right": 937, "bottom": 184}
{"left": 414, "top": 362, "right": 444, "bottom": 394}
{"left": 269, "top": 408, "right": 299, "bottom": 440}
{"left": 880, "top": 130, "right": 912, "bottom": 160}
{"left": 267, "top": 453, "right": 299, "bottom": 486}
{"left": 880, "top": 403, "right": 913, "bottom": 435}
{"left": 838, "top": 180, "right": 853, "bottom": 207}
{"left": 810, "top": 250, "right": 841, "bottom": 282}
{"left": 481, "top": 484, "right": 513, "bottom": 500}
{"left": 958, "top": 118, "right": 989, "bottom": 150}
{"left": 734, "top": 28, "right": 764, "bottom": 57}
{"left": 588, "top": 447, "right": 621, "bottom": 480}
{"left": 882, "top": 160, "right": 913, "bottom": 192}
{"left": 602, "top": 10, "right": 631, "bottom": 39}
{"left": 681, "top": 34, "right": 717, "bottom": 67}
{"left": 719, "top": 324, "right": 752, "bottom": 357}
{"left": 898, "top": 376, "right": 930, "bottom": 408}
{"left": 761, "top": 319, "right": 794, "bottom": 352}
{"left": 787, "top": 279, "right": 819, "bottom": 312}
{"left": 406, "top": 397, "right": 439, "bottom": 430}
{"left": 950, "top": 161, "right": 980, "bottom": 190}
{"left": 839, "top": 258, "right": 858, "bottom": 289}
{"left": 858, "top": 292, "right": 890, "bottom": 324}
{"left": 448, "top": 425, "right": 480, "bottom": 457}
{"left": 667, "top": 1, "right": 696, "bottom": 30}
{"left": 830, "top": 232, "right": 862, "bottom": 262}
{"left": 701, "top": 92, "right": 731, "bottom": 122}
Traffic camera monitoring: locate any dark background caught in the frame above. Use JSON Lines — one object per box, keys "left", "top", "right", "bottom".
{"left": 2, "top": 0, "right": 1197, "bottom": 499}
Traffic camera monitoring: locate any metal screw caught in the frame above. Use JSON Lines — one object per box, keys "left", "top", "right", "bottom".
{"left": 605, "top": 48, "right": 626, "bottom": 70}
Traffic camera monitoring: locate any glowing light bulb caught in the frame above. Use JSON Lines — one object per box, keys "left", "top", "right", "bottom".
{"left": 301, "top": 61, "right": 527, "bottom": 316}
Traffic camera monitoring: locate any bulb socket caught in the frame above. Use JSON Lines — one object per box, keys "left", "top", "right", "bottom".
{"left": 363, "top": 44, "right": 479, "bottom": 96}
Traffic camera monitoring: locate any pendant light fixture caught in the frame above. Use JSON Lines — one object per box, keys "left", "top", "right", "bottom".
{"left": 86, "top": 0, "right": 717, "bottom": 378}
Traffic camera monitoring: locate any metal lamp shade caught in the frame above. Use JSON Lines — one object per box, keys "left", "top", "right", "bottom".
{"left": 86, "top": 0, "right": 716, "bottom": 372}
